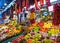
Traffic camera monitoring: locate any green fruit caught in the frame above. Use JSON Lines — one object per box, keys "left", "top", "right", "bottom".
{"left": 33, "top": 33, "right": 41, "bottom": 41}
{"left": 48, "top": 28, "right": 59, "bottom": 36}
{"left": 33, "top": 26, "right": 39, "bottom": 32}
{"left": 24, "top": 33, "right": 30, "bottom": 40}
{"left": 32, "top": 40, "right": 41, "bottom": 43}
{"left": 42, "top": 39, "right": 54, "bottom": 43}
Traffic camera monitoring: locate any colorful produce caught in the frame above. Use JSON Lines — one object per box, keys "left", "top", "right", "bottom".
{"left": 40, "top": 27, "right": 48, "bottom": 32}
{"left": 27, "top": 39, "right": 33, "bottom": 43}
{"left": 12, "top": 20, "right": 60, "bottom": 43}
{"left": 32, "top": 33, "right": 41, "bottom": 41}
{"left": 1, "top": 11, "right": 60, "bottom": 43}
{"left": 24, "top": 33, "right": 31, "bottom": 40}
{"left": 38, "top": 22, "right": 44, "bottom": 27}
{"left": 33, "top": 26, "right": 39, "bottom": 32}
{"left": 0, "top": 20, "right": 22, "bottom": 41}
{"left": 41, "top": 38, "right": 54, "bottom": 43}
{"left": 48, "top": 28, "right": 59, "bottom": 36}
{"left": 44, "top": 22, "right": 52, "bottom": 28}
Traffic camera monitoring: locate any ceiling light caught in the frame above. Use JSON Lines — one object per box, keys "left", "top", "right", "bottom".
{"left": 4, "top": 3, "right": 7, "bottom": 6}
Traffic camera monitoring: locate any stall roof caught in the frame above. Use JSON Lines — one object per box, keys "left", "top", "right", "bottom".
{"left": 0, "top": 0, "right": 13, "bottom": 11}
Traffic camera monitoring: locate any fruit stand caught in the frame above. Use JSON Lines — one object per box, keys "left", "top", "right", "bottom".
{"left": 0, "top": 0, "right": 60, "bottom": 43}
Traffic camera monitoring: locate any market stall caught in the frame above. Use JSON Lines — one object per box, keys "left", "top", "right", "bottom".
{"left": 0, "top": 0, "right": 60, "bottom": 43}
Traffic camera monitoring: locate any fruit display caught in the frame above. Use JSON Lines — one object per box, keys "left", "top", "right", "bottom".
{"left": 12, "top": 32, "right": 41, "bottom": 43}
{"left": 1, "top": 0, "right": 60, "bottom": 43}
{"left": 48, "top": 28, "right": 59, "bottom": 36}
{"left": 12, "top": 21, "right": 60, "bottom": 43}
{"left": 1, "top": 10, "right": 59, "bottom": 43}
{"left": 0, "top": 20, "right": 22, "bottom": 41}
{"left": 41, "top": 37, "right": 54, "bottom": 43}
{"left": 12, "top": 35, "right": 24, "bottom": 43}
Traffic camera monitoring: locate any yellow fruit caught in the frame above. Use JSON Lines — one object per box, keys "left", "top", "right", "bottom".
{"left": 30, "top": 12, "right": 35, "bottom": 20}
{"left": 44, "top": 22, "right": 52, "bottom": 28}
{"left": 32, "top": 22, "right": 38, "bottom": 27}
{"left": 15, "top": 30, "right": 20, "bottom": 33}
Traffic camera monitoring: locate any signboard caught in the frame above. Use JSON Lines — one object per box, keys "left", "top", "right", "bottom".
{"left": 48, "top": 5, "right": 53, "bottom": 12}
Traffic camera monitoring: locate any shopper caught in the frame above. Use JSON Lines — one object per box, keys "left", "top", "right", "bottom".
{"left": 20, "top": 11, "right": 25, "bottom": 25}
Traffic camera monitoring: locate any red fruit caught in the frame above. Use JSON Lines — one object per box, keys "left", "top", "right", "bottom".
{"left": 13, "top": 39, "right": 18, "bottom": 43}
{"left": 38, "top": 22, "right": 44, "bottom": 27}
{"left": 18, "top": 36, "right": 24, "bottom": 42}
{"left": 55, "top": 42, "right": 60, "bottom": 43}
{"left": 19, "top": 36, "right": 24, "bottom": 39}
{"left": 40, "top": 28, "right": 48, "bottom": 32}
{"left": 15, "top": 38, "right": 19, "bottom": 41}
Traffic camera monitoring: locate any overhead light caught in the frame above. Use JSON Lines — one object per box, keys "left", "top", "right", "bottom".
{"left": 4, "top": 3, "right": 7, "bottom": 6}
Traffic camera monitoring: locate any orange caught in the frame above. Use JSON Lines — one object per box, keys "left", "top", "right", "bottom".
{"left": 27, "top": 39, "right": 33, "bottom": 43}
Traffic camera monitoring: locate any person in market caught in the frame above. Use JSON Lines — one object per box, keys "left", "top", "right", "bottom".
{"left": 20, "top": 8, "right": 26, "bottom": 25}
